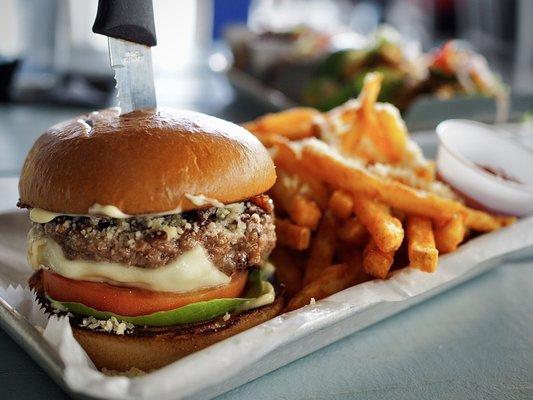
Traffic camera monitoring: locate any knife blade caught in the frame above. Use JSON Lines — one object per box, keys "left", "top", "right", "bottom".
{"left": 108, "top": 37, "right": 156, "bottom": 114}
{"left": 93, "top": 0, "right": 157, "bottom": 114}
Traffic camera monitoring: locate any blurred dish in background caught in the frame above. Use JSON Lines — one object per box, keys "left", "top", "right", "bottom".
{"left": 302, "top": 26, "right": 427, "bottom": 112}
{"left": 423, "top": 41, "right": 509, "bottom": 121}
{"left": 226, "top": 23, "right": 511, "bottom": 125}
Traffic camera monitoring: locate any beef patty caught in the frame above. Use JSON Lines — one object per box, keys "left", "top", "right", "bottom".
{"left": 30, "top": 195, "right": 275, "bottom": 275}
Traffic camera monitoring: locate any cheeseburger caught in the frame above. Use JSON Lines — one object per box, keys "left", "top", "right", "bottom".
{"left": 19, "top": 108, "right": 283, "bottom": 371}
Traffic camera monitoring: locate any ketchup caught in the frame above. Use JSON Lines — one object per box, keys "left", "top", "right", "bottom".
{"left": 477, "top": 165, "right": 522, "bottom": 184}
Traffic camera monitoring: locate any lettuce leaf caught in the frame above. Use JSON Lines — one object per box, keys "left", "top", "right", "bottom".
{"left": 49, "top": 270, "right": 273, "bottom": 327}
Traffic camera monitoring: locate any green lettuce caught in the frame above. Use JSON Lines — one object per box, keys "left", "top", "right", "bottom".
{"left": 49, "top": 270, "right": 273, "bottom": 327}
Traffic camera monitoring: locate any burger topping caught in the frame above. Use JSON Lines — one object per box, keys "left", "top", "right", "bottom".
{"left": 44, "top": 270, "right": 275, "bottom": 327}
{"left": 87, "top": 204, "right": 132, "bottom": 219}
{"left": 185, "top": 194, "right": 225, "bottom": 208}
{"left": 28, "top": 193, "right": 265, "bottom": 224}
{"left": 28, "top": 236, "right": 231, "bottom": 293}
{"left": 79, "top": 316, "right": 134, "bottom": 335}
{"left": 32, "top": 199, "right": 275, "bottom": 275}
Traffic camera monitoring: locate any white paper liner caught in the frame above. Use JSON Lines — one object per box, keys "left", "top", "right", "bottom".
{"left": 0, "top": 211, "right": 532, "bottom": 400}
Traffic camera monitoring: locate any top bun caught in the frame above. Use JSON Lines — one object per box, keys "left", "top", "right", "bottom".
{"left": 19, "top": 108, "right": 276, "bottom": 215}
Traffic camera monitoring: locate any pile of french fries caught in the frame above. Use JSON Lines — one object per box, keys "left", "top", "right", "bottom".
{"left": 244, "top": 72, "right": 515, "bottom": 312}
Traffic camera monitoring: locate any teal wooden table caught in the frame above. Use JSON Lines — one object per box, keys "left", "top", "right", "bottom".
{"left": 0, "top": 73, "right": 531, "bottom": 399}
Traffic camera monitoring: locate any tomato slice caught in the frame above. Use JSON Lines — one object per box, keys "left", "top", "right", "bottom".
{"left": 42, "top": 270, "right": 248, "bottom": 317}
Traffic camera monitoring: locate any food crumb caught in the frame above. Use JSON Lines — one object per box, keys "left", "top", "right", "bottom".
{"left": 223, "top": 312, "right": 231, "bottom": 321}
{"left": 101, "top": 367, "right": 147, "bottom": 377}
{"left": 80, "top": 316, "right": 134, "bottom": 335}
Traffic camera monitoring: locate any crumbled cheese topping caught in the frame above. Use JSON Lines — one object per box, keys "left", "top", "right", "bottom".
{"left": 79, "top": 316, "right": 134, "bottom": 335}
{"left": 41, "top": 200, "right": 255, "bottom": 248}
{"left": 50, "top": 301, "right": 73, "bottom": 318}
{"left": 301, "top": 138, "right": 459, "bottom": 200}
{"left": 367, "top": 163, "right": 460, "bottom": 200}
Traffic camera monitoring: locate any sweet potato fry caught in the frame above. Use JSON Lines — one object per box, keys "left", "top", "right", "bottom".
{"left": 362, "top": 239, "right": 395, "bottom": 279}
{"left": 299, "top": 140, "right": 507, "bottom": 230}
{"left": 243, "top": 107, "right": 321, "bottom": 141}
{"left": 270, "top": 172, "right": 322, "bottom": 229}
{"left": 272, "top": 138, "right": 330, "bottom": 208}
{"left": 434, "top": 213, "right": 466, "bottom": 253}
{"left": 352, "top": 196, "right": 404, "bottom": 253}
{"left": 338, "top": 245, "right": 371, "bottom": 285}
{"left": 328, "top": 190, "right": 354, "bottom": 219}
{"left": 406, "top": 215, "right": 439, "bottom": 272}
{"left": 337, "top": 217, "right": 368, "bottom": 246}
{"left": 269, "top": 171, "right": 297, "bottom": 213}
{"left": 270, "top": 247, "right": 303, "bottom": 297}
{"left": 250, "top": 132, "right": 285, "bottom": 147}
{"left": 275, "top": 218, "right": 311, "bottom": 250}
{"left": 286, "top": 263, "right": 353, "bottom": 311}
{"left": 290, "top": 195, "right": 322, "bottom": 230}
{"left": 359, "top": 72, "right": 382, "bottom": 118}
{"left": 374, "top": 106, "right": 408, "bottom": 163}
{"left": 464, "top": 209, "right": 516, "bottom": 232}
{"left": 303, "top": 212, "right": 338, "bottom": 284}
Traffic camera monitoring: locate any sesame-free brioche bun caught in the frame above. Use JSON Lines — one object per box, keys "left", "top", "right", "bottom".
{"left": 19, "top": 108, "right": 276, "bottom": 215}
{"left": 29, "top": 271, "right": 284, "bottom": 371}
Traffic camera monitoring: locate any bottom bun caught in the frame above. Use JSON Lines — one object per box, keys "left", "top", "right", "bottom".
{"left": 29, "top": 271, "right": 284, "bottom": 372}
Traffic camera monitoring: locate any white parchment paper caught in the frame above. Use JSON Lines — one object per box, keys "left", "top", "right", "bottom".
{"left": 0, "top": 211, "right": 532, "bottom": 400}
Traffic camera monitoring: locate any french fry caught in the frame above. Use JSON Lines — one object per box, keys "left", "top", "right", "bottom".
{"left": 337, "top": 217, "right": 368, "bottom": 246}
{"left": 337, "top": 245, "right": 371, "bottom": 285}
{"left": 272, "top": 138, "right": 330, "bottom": 208}
{"left": 362, "top": 239, "right": 395, "bottom": 279}
{"left": 275, "top": 218, "right": 311, "bottom": 250}
{"left": 290, "top": 195, "right": 322, "bottom": 230}
{"left": 328, "top": 190, "right": 354, "bottom": 219}
{"left": 269, "top": 171, "right": 297, "bottom": 213}
{"left": 406, "top": 215, "right": 439, "bottom": 272}
{"left": 303, "top": 212, "right": 338, "bottom": 284}
{"left": 464, "top": 209, "right": 516, "bottom": 232}
{"left": 270, "top": 172, "right": 322, "bottom": 230}
{"left": 335, "top": 73, "right": 408, "bottom": 164}
{"left": 243, "top": 107, "right": 321, "bottom": 141}
{"left": 374, "top": 107, "right": 408, "bottom": 163}
{"left": 251, "top": 133, "right": 285, "bottom": 147}
{"left": 270, "top": 247, "right": 303, "bottom": 297}
{"left": 434, "top": 213, "right": 466, "bottom": 253}
{"left": 358, "top": 72, "right": 382, "bottom": 119}
{"left": 286, "top": 263, "right": 353, "bottom": 312}
{"left": 352, "top": 196, "right": 404, "bottom": 252}
{"left": 299, "top": 140, "right": 507, "bottom": 230}
{"left": 300, "top": 140, "right": 460, "bottom": 218}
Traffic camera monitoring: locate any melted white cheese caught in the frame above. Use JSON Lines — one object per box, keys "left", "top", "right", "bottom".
{"left": 29, "top": 208, "right": 66, "bottom": 224}
{"left": 28, "top": 235, "right": 230, "bottom": 293}
{"left": 87, "top": 204, "right": 131, "bottom": 219}
{"left": 28, "top": 193, "right": 226, "bottom": 224}
{"left": 184, "top": 194, "right": 225, "bottom": 208}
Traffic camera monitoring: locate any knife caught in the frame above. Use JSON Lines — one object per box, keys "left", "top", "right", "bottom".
{"left": 93, "top": 0, "right": 157, "bottom": 114}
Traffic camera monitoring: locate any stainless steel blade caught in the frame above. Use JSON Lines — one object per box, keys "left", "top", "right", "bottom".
{"left": 108, "top": 37, "right": 156, "bottom": 114}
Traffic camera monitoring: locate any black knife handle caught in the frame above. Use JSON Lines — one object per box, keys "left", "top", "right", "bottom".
{"left": 93, "top": 0, "right": 157, "bottom": 46}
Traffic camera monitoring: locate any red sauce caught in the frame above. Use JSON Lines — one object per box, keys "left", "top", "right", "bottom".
{"left": 477, "top": 164, "right": 522, "bottom": 184}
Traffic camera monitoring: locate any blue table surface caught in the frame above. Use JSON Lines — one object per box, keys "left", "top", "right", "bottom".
{"left": 0, "top": 73, "right": 531, "bottom": 400}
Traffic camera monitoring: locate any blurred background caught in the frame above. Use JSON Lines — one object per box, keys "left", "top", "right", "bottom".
{"left": 0, "top": 0, "right": 532, "bottom": 176}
